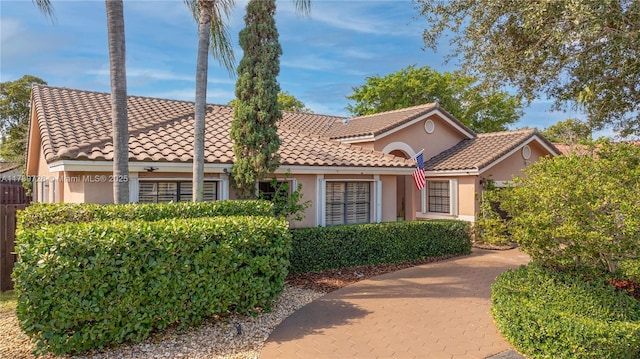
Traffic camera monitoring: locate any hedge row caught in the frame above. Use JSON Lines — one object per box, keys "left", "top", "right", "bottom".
{"left": 14, "top": 216, "right": 291, "bottom": 355}
{"left": 289, "top": 220, "right": 471, "bottom": 273}
{"left": 18, "top": 200, "right": 274, "bottom": 229}
{"left": 492, "top": 265, "right": 640, "bottom": 358}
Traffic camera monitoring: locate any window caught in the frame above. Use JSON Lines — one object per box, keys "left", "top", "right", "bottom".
{"left": 326, "top": 182, "right": 370, "bottom": 226}
{"left": 428, "top": 181, "right": 450, "bottom": 213}
{"left": 139, "top": 181, "right": 217, "bottom": 203}
{"left": 258, "top": 180, "right": 288, "bottom": 201}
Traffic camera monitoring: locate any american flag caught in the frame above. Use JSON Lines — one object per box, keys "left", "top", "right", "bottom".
{"left": 412, "top": 152, "right": 426, "bottom": 190}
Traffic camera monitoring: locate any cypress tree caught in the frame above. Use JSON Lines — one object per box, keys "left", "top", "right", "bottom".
{"left": 230, "top": 0, "right": 282, "bottom": 197}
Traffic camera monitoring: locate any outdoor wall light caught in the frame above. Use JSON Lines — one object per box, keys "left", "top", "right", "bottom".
{"left": 144, "top": 166, "right": 158, "bottom": 172}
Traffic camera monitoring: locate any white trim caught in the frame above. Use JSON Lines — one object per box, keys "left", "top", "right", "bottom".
{"left": 416, "top": 212, "right": 455, "bottom": 220}
{"left": 422, "top": 178, "right": 458, "bottom": 216}
{"left": 340, "top": 135, "right": 375, "bottom": 143}
{"left": 220, "top": 177, "right": 229, "bottom": 200}
{"left": 128, "top": 172, "right": 139, "bottom": 203}
{"left": 48, "top": 160, "right": 232, "bottom": 173}
{"left": 492, "top": 180, "right": 511, "bottom": 188}
{"left": 425, "top": 170, "right": 479, "bottom": 177}
{"left": 457, "top": 215, "right": 476, "bottom": 222}
{"left": 317, "top": 175, "right": 325, "bottom": 227}
{"left": 522, "top": 145, "right": 532, "bottom": 160}
{"left": 276, "top": 166, "right": 414, "bottom": 175}
{"left": 479, "top": 136, "right": 558, "bottom": 175}
{"left": 380, "top": 142, "right": 416, "bottom": 157}
{"left": 374, "top": 175, "right": 382, "bottom": 223}
{"left": 450, "top": 178, "right": 458, "bottom": 216}
{"left": 340, "top": 109, "right": 475, "bottom": 144}
{"left": 421, "top": 184, "right": 427, "bottom": 213}
{"left": 424, "top": 119, "right": 435, "bottom": 134}
{"left": 46, "top": 160, "right": 414, "bottom": 176}
{"left": 323, "top": 178, "right": 378, "bottom": 227}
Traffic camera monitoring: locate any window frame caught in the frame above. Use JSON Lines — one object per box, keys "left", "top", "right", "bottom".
{"left": 138, "top": 180, "right": 218, "bottom": 203}
{"left": 428, "top": 180, "right": 450, "bottom": 214}
{"left": 324, "top": 181, "right": 372, "bottom": 226}
{"left": 419, "top": 178, "right": 458, "bottom": 219}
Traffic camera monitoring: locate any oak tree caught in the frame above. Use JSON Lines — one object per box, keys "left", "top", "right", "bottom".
{"left": 347, "top": 65, "right": 521, "bottom": 133}
{"left": 416, "top": 0, "right": 640, "bottom": 136}
{"left": 0, "top": 75, "right": 47, "bottom": 163}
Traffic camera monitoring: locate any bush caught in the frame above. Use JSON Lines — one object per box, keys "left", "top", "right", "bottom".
{"left": 501, "top": 141, "right": 640, "bottom": 273}
{"left": 492, "top": 265, "right": 640, "bottom": 358}
{"left": 474, "top": 184, "right": 511, "bottom": 245}
{"left": 13, "top": 216, "right": 291, "bottom": 355}
{"left": 18, "top": 200, "right": 274, "bottom": 229}
{"left": 289, "top": 220, "right": 471, "bottom": 273}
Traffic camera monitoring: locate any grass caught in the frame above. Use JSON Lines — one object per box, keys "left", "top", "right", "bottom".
{"left": 0, "top": 290, "right": 17, "bottom": 313}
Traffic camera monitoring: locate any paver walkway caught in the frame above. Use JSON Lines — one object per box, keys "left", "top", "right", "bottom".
{"left": 261, "top": 248, "right": 530, "bottom": 359}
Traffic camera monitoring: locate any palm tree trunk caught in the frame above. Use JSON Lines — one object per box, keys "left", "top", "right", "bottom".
{"left": 192, "top": 2, "right": 213, "bottom": 202}
{"left": 105, "top": 0, "right": 129, "bottom": 203}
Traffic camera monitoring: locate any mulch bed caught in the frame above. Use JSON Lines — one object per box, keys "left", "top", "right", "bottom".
{"left": 472, "top": 242, "right": 518, "bottom": 250}
{"left": 286, "top": 254, "right": 461, "bottom": 293}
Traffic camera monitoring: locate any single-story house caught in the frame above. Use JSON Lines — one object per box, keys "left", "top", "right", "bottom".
{"left": 0, "top": 163, "right": 22, "bottom": 181}
{"left": 26, "top": 85, "right": 559, "bottom": 227}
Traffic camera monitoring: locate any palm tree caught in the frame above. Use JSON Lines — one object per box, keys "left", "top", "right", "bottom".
{"left": 185, "top": 0, "right": 310, "bottom": 202}
{"left": 32, "top": 0, "right": 129, "bottom": 203}
{"left": 185, "top": 0, "right": 235, "bottom": 202}
{"left": 105, "top": 0, "right": 129, "bottom": 204}
{"left": 31, "top": 0, "right": 55, "bottom": 20}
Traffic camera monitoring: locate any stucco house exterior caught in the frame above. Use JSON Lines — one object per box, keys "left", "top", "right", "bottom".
{"left": 25, "top": 85, "right": 559, "bottom": 227}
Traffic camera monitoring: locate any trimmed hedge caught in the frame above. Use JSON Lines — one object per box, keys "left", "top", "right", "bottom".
{"left": 17, "top": 200, "right": 274, "bottom": 229}
{"left": 289, "top": 220, "right": 471, "bottom": 273}
{"left": 492, "top": 265, "right": 640, "bottom": 358}
{"left": 13, "top": 216, "right": 291, "bottom": 355}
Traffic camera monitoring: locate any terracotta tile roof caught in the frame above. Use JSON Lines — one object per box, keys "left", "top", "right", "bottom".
{"left": 553, "top": 143, "right": 592, "bottom": 156}
{"left": 0, "top": 163, "right": 20, "bottom": 172}
{"left": 279, "top": 103, "right": 475, "bottom": 140}
{"left": 425, "top": 128, "right": 557, "bottom": 172}
{"left": 30, "top": 85, "right": 413, "bottom": 169}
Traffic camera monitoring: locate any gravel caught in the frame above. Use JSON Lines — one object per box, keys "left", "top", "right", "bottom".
{"left": 0, "top": 286, "right": 323, "bottom": 359}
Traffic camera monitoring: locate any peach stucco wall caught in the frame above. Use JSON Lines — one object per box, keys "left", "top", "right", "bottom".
{"left": 481, "top": 141, "right": 550, "bottom": 181}
{"left": 84, "top": 175, "right": 114, "bottom": 204}
{"left": 380, "top": 175, "right": 397, "bottom": 222}
{"left": 371, "top": 114, "right": 469, "bottom": 159}
{"left": 289, "top": 174, "right": 318, "bottom": 228}
{"left": 457, "top": 176, "right": 479, "bottom": 218}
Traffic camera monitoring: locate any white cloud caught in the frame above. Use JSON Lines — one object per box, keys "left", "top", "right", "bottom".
{"left": 278, "top": 1, "right": 416, "bottom": 36}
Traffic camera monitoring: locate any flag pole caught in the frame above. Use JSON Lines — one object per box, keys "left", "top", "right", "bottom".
{"left": 411, "top": 149, "right": 425, "bottom": 160}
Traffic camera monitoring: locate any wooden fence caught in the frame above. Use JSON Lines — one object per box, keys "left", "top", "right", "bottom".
{"left": 1, "top": 181, "right": 31, "bottom": 205}
{"left": 1, "top": 204, "right": 28, "bottom": 291}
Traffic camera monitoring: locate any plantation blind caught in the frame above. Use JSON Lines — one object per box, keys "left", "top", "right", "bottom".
{"left": 326, "top": 182, "right": 371, "bottom": 226}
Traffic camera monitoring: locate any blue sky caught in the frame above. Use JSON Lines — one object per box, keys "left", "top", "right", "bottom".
{"left": 1, "top": 0, "right": 585, "bottom": 131}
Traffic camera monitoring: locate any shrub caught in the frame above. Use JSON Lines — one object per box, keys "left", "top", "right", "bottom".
{"left": 474, "top": 183, "right": 511, "bottom": 245}
{"left": 492, "top": 265, "right": 640, "bottom": 358}
{"left": 13, "top": 216, "right": 291, "bottom": 355}
{"left": 289, "top": 220, "right": 471, "bottom": 273}
{"left": 501, "top": 141, "right": 640, "bottom": 273}
{"left": 259, "top": 174, "right": 310, "bottom": 221}
{"left": 17, "top": 200, "right": 274, "bottom": 229}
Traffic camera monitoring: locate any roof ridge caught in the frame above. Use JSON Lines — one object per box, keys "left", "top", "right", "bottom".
{"left": 349, "top": 103, "right": 438, "bottom": 120}
{"left": 32, "top": 84, "right": 236, "bottom": 108}
{"left": 477, "top": 128, "right": 536, "bottom": 137}
{"left": 278, "top": 125, "right": 413, "bottom": 167}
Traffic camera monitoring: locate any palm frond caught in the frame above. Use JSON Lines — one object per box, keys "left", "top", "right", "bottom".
{"left": 32, "top": 0, "right": 56, "bottom": 22}
{"left": 292, "top": 0, "right": 311, "bottom": 17}
{"left": 183, "top": 0, "right": 199, "bottom": 22}
{"left": 208, "top": 0, "right": 236, "bottom": 76}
